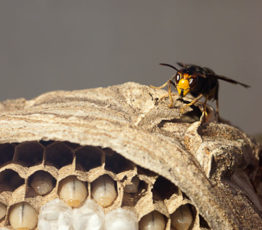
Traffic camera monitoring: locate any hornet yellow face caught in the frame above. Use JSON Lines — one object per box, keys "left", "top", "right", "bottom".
{"left": 175, "top": 73, "right": 192, "bottom": 97}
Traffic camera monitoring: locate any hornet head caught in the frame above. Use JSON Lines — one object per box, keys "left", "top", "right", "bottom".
{"left": 159, "top": 63, "right": 197, "bottom": 98}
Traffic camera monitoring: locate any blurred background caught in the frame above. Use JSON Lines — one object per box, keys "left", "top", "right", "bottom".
{"left": 0, "top": 0, "right": 261, "bottom": 135}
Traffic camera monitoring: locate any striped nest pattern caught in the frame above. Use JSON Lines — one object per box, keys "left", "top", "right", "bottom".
{"left": 0, "top": 82, "right": 261, "bottom": 230}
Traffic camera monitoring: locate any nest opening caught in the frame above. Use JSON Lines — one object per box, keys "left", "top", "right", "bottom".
{"left": 14, "top": 142, "right": 43, "bottom": 167}
{"left": 0, "top": 144, "right": 14, "bottom": 166}
{"left": 75, "top": 146, "right": 103, "bottom": 171}
{"left": 0, "top": 169, "right": 24, "bottom": 192}
{"left": 104, "top": 148, "right": 134, "bottom": 173}
{"left": 153, "top": 176, "right": 179, "bottom": 200}
{"left": 45, "top": 142, "right": 73, "bottom": 169}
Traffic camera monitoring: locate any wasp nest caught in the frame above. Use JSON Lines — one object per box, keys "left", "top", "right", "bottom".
{"left": 0, "top": 82, "right": 261, "bottom": 230}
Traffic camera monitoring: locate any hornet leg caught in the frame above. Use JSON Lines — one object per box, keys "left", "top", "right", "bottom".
{"left": 180, "top": 94, "right": 203, "bottom": 114}
{"left": 150, "top": 79, "right": 176, "bottom": 108}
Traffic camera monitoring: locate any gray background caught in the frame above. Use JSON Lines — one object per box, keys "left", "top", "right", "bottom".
{"left": 0, "top": 0, "right": 261, "bottom": 135}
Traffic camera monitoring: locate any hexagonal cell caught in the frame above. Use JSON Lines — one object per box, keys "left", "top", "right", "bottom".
{"left": 122, "top": 179, "right": 148, "bottom": 207}
{"left": 45, "top": 142, "right": 74, "bottom": 169}
{"left": 171, "top": 204, "right": 195, "bottom": 230}
{"left": 58, "top": 176, "right": 88, "bottom": 208}
{"left": 0, "top": 169, "right": 24, "bottom": 192}
{"left": 124, "top": 176, "right": 140, "bottom": 194}
{"left": 8, "top": 202, "right": 38, "bottom": 230}
{"left": 75, "top": 146, "right": 103, "bottom": 171}
{"left": 0, "top": 144, "right": 15, "bottom": 166}
{"left": 153, "top": 176, "right": 179, "bottom": 200}
{"left": 104, "top": 148, "right": 134, "bottom": 174}
{"left": 28, "top": 171, "right": 56, "bottom": 196}
{"left": 91, "top": 175, "right": 118, "bottom": 208}
{"left": 14, "top": 142, "right": 44, "bottom": 167}
{"left": 139, "top": 211, "right": 167, "bottom": 230}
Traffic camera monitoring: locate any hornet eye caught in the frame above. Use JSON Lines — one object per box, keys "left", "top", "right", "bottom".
{"left": 189, "top": 77, "right": 196, "bottom": 87}
{"left": 175, "top": 73, "right": 180, "bottom": 83}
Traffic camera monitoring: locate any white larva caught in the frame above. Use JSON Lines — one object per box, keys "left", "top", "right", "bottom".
{"left": 91, "top": 175, "right": 117, "bottom": 208}
{"left": 9, "top": 202, "right": 38, "bottom": 230}
{"left": 139, "top": 211, "right": 166, "bottom": 230}
{"left": 58, "top": 176, "right": 88, "bottom": 208}
{"left": 171, "top": 205, "right": 193, "bottom": 230}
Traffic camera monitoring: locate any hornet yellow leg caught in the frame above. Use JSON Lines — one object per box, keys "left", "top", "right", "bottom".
{"left": 203, "top": 97, "right": 208, "bottom": 117}
{"left": 180, "top": 94, "right": 203, "bottom": 114}
{"left": 150, "top": 80, "right": 176, "bottom": 108}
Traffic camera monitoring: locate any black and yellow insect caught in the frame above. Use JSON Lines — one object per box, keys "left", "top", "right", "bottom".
{"left": 152, "top": 62, "right": 250, "bottom": 116}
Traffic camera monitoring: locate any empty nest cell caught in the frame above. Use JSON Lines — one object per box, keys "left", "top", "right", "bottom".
{"left": 0, "top": 144, "right": 14, "bottom": 167}
{"left": 45, "top": 142, "right": 74, "bottom": 168}
{"left": 0, "top": 169, "right": 24, "bottom": 192}
{"left": 75, "top": 146, "right": 103, "bottom": 171}
{"left": 14, "top": 142, "right": 44, "bottom": 167}
{"left": 153, "top": 176, "right": 179, "bottom": 200}
{"left": 104, "top": 148, "right": 134, "bottom": 173}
